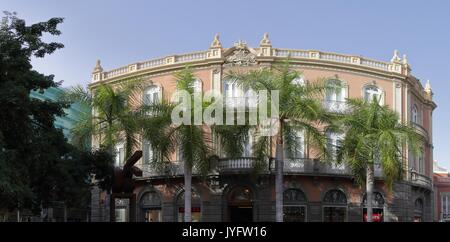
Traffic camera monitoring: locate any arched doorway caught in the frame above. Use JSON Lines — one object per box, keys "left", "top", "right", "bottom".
{"left": 414, "top": 198, "right": 424, "bottom": 222}
{"left": 362, "top": 192, "right": 385, "bottom": 222}
{"left": 176, "top": 190, "right": 202, "bottom": 222}
{"left": 283, "top": 188, "right": 308, "bottom": 222}
{"left": 322, "top": 189, "right": 347, "bottom": 222}
{"left": 139, "top": 191, "right": 162, "bottom": 222}
{"left": 227, "top": 186, "right": 253, "bottom": 222}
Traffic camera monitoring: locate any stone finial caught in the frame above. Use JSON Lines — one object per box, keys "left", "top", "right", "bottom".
{"left": 234, "top": 39, "right": 247, "bottom": 49}
{"left": 93, "top": 59, "right": 103, "bottom": 73}
{"left": 391, "top": 50, "right": 401, "bottom": 63}
{"left": 260, "top": 32, "right": 271, "bottom": 46}
{"left": 210, "top": 33, "right": 222, "bottom": 48}
{"left": 424, "top": 80, "right": 432, "bottom": 95}
{"left": 402, "top": 54, "right": 408, "bottom": 65}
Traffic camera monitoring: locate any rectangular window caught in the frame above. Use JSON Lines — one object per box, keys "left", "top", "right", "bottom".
{"left": 115, "top": 208, "right": 129, "bottom": 222}
{"left": 283, "top": 205, "right": 307, "bottom": 222}
{"left": 323, "top": 206, "right": 346, "bottom": 222}
{"left": 443, "top": 194, "right": 450, "bottom": 221}
{"left": 115, "top": 145, "right": 125, "bottom": 167}
{"left": 143, "top": 140, "right": 154, "bottom": 164}
{"left": 178, "top": 207, "right": 201, "bottom": 222}
{"left": 144, "top": 209, "right": 162, "bottom": 222}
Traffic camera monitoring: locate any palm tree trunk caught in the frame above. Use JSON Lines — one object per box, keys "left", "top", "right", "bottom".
{"left": 184, "top": 161, "right": 192, "bottom": 222}
{"left": 366, "top": 163, "right": 374, "bottom": 222}
{"left": 275, "top": 122, "right": 284, "bottom": 222}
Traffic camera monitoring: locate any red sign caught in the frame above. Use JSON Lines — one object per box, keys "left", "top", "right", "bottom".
{"left": 363, "top": 213, "right": 382, "bottom": 222}
{"left": 179, "top": 207, "right": 201, "bottom": 213}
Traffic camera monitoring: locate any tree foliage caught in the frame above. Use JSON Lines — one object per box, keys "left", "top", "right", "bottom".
{"left": 336, "top": 98, "right": 421, "bottom": 189}
{"left": 0, "top": 12, "right": 112, "bottom": 215}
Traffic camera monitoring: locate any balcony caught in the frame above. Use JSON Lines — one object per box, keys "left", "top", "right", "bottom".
{"left": 137, "top": 157, "right": 386, "bottom": 180}
{"left": 412, "top": 122, "right": 429, "bottom": 139}
{"left": 282, "top": 158, "right": 350, "bottom": 176}
{"left": 409, "top": 170, "right": 432, "bottom": 188}
{"left": 322, "top": 100, "right": 349, "bottom": 113}
{"left": 217, "top": 157, "right": 260, "bottom": 173}
{"left": 140, "top": 162, "right": 184, "bottom": 177}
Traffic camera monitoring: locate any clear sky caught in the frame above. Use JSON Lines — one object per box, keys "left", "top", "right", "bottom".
{"left": 3, "top": 0, "right": 450, "bottom": 169}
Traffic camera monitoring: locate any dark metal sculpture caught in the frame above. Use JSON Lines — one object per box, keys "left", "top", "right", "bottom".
{"left": 112, "top": 150, "right": 143, "bottom": 193}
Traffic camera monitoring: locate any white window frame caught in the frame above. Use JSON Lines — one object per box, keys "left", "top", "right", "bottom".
{"left": 363, "top": 85, "right": 384, "bottom": 105}
{"left": 142, "top": 138, "right": 154, "bottom": 165}
{"left": 243, "top": 129, "right": 254, "bottom": 157}
{"left": 115, "top": 142, "right": 125, "bottom": 167}
{"left": 442, "top": 193, "right": 450, "bottom": 221}
{"left": 326, "top": 80, "right": 346, "bottom": 102}
{"left": 192, "top": 79, "right": 202, "bottom": 93}
{"left": 327, "top": 131, "right": 345, "bottom": 170}
{"left": 285, "top": 129, "right": 305, "bottom": 159}
{"left": 292, "top": 76, "right": 305, "bottom": 86}
{"left": 412, "top": 104, "right": 421, "bottom": 125}
{"left": 143, "top": 85, "right": 161, "bottom": 105}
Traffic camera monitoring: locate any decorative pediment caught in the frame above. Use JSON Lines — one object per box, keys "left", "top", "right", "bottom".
{"left": 224, "top": 40, "right": 257, "bottom": 66}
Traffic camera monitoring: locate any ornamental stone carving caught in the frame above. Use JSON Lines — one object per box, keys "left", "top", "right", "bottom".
{"left": 225, "top": 41, "right": 257, "bottom": 66}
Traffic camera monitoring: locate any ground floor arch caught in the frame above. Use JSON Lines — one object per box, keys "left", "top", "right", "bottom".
{"left": 223, "top": 185, "right": 255, "bottom": 222}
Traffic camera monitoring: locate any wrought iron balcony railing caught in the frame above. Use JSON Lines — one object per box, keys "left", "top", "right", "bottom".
{"left": 137, "top": 158, "right": 428, "bottom": 188}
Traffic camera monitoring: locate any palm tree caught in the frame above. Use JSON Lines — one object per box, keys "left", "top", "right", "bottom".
{"left": 335, "top": 98, "right": 421, "bottom": 222}
{"left": 223, "top": 60, "right": 331, "bottom": 222}
{"left": 61, "top": 80, "right": 142, "bottom": 157}
{"left": 140, "top": 66, "right": 212, "bottom": 222}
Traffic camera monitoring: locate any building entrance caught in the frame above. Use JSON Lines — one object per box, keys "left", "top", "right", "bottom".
{"left": 229, "top": 206, "right": 253, "bottom": 222}
{"left": 227, "top": 186, "right": 254, "bottom": 222}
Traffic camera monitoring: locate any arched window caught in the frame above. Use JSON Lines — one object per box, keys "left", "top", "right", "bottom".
{"left": 140, "top": 191, "right": 162, "bottom": 222}
{"left": 115, "top": 142, "right": 125, "bottom": 167}
{"left": 412, "top": 105, "right": 420, "bottom": 124}
{"left": 414, "top": 198, "right": 424, "bottom": 222}
{"left": 177, "top": 190, "right": 201, "bottom": 222}
{"left": 325, "top": 79, "right": 347, "bottom": 112}
{"left": 143, "top": 85, "right": 161, "bottom": 105}
{"left": 362, "top": 192, "right": 385, "bottom": 222}
{"left": 363, "top": 85, "right": 383, "bottom": 105}
{"left": 283, "top": 189, "right": 307, "bottom": 222}
{"left": 323, "top": 189, "right": 347, "bottom": 222}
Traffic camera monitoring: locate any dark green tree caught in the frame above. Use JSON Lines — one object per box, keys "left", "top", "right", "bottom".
{"left": 0, "top": 12, "right": 112, "bottom": 220}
